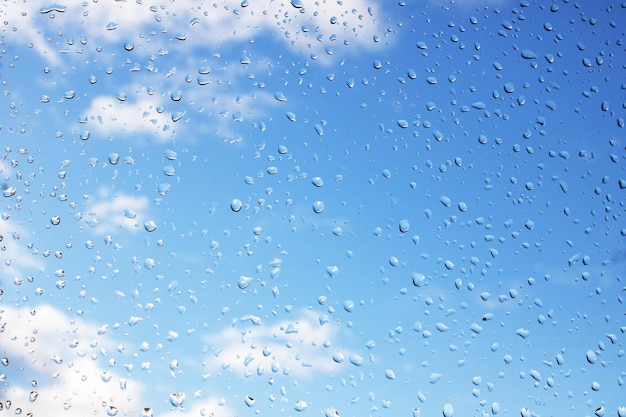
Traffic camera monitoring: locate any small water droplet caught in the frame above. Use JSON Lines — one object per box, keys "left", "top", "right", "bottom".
{"left": 50, "top": 216, "right": 61, "bottom": 226}
{"left": 274, "top": 91, "right": 287, "bottom": 102}
{"left": 285, "top": 111, "right": 296, "bottom": 122}
{"left": 443, "top": 403, "right": 454, "bottom": 417}
{"left": 311, "top": 177, "right": 324, "bottom": 187}
{"left": 294, "top": 400, "right": 308, "bottom": 412}
{"left": 162, "top": 165, "right": 176, "bottom": 176}
{"left": 169, "top": 393, "right": 185, "bottom": 407}
{"left": 312, "top": 200, "right": 325, "bottom": 214}
{"left": 231, "top": 199, "right": 243, "bottom": 212}
{"left": 586, "top": 349, "right": 597, "bottom": 364}
{"left": 144, "top": 221, "right": 158, "bottom": 232}
{"left": 399, "top": 219, "right": 410, "bottom": 233}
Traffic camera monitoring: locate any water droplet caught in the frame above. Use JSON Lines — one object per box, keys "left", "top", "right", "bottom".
{"left": 412, "top": 272, "right": 426, "bottom": 287}
{"left": 50, "top": 216, "right": 61, "bottom": 226}
{"left": 162, "top": 165, "right": 176, "bottom": 176}
{"left": 443, "top": 403, "right": 454, "bottom": 417}
{"left": 325, "top": 266, "right": 339, "bottom": 278}
{"left": 40, "top": 4, "right": 67, "bottom": 13}
{"left": 521, "top": 49, "right": 537, "bottom": 59}
{"left": 171, "top": 111, "right": 185, "bottom": 122}
{"left": 143, "top": 221, "right": 157, "bottom": 232}
{"left": 294, "top": 400, "right": 308, "bottom": 412}
{"left": 312, "top": 201, "right": 325, "bottom": 214}
{"left": 274, "top": 91, "right": 287, "bottom": 102}
{"left": 399, "top": 219, "right": 410, "bottom": 233}
{"left": 28, "top": 391, "right": 38, "bottom": 402}
{"left": 169, "top": 393, "right": 185, "bottom": 407}
{"left": 238, "top": 275, "right": 253, "bottom": 289}
{"left": 439, "top": 195, "right": 451, "bottom": 207}
{"left": 231, "top": 199, "right": 243, "bottom": 212}
{"left": 586, "top": 349, "right": 597, "bottom": 364}
{"left": 385, "top": 369, "right": 396, "bottom": 379}
{"left": 311, "top": 177, "right": 324, "bottom": 187}
{"left": 106, "top": 22, "right": 118, "bottom": 30}
{"left": 349, "top": 354, "right": 363, "bottom": 366}
{"left": 107, "top": 405, "right": 119, "bottom": 416}
{"left": 397, "top": 119, "right": 409, "bottom": 128}
{"left": 285, "top": 111, "right": 296, "bottom": 122}
{"left": 290, "top": 0, "right": 303, "bottom": 8}
{"left": 326, "top": 407, "right": 340, "bottom": 417}
{"left": 108, "top": 153, "right": 120, "bottom": 164}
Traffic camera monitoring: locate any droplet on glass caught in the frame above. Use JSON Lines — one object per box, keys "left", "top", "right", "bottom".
{"left": 144, "top": 221, "right": 157, "bottom": 232}
{"left": 231, "top": 199, "right": 243, "bottom": 212}
{"left": 312, "top": 200, "right": 325, "bottom": 214}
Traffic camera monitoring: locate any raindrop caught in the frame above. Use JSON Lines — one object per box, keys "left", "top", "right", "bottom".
{"left": 399, "top": 219, "right": 410, "bottom": 233}
{"left": 385, "top": 369, "right": 396, "bottom": 379}
{"left": 443, "top": 403, "right": 454, "bottom": 417}
{"left": 274, "top": 91, "right": 287, "bottom": 102}
{"left": 311, "top": 177, "right": 324, "bottom": 187}
{"left": 39, "top": 4, "right": 67, "bottom": 13}
{"left": 586, "top": 349, "right": 597, "bottom": 364}
{"left": 143, "top": 221, "right": 158, "bottom": 232}
{"left": 231, "top": 199, "right": 243, "bottom": 212}
{"left": 285, "top": 111, "right": 297, "bottom": 122}
{"left": 162, "top": 165, "right": 176, "bottom": 176}
{"left": 312, "top": 201, "right": 325, "bottom": 214}
{"left": 439, "top": 195, "right": 451, "bottom": 207}
{"left": 294, "top": 400, "right": 308, "bottom": 412}
{"left": 169, "top": 393, "right": 185, "bottom": 407}
{"left": 50, "top": 216, "right": 61, "bottom": 226}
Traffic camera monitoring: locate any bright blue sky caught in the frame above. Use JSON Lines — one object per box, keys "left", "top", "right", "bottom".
{"left": 1, "top": 1, "right": 625, "bottom": 416}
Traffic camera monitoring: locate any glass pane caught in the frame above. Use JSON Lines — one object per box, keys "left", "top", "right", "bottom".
{"left": 1, "top": 1, "right": 625, "bottom": 416}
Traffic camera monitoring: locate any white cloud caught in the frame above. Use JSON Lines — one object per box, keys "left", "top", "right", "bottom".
{"left": 83, "top": 188, "right": 151, "bottom": 236}
{"left": 202, "top": 309, "right": 352, "bottom": 377}
{"left": 0, "top": 219, "right": 45, "bottom": 280}
{"left": 9, "top": 0, "right": 387, "bottom": 65}
{"left": 0, "top": 304, "right": 144, "bottom": 416}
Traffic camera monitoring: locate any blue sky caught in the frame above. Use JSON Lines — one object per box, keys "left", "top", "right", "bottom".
{"left": 1, "top": 1, "right": 625, "bottom": 416}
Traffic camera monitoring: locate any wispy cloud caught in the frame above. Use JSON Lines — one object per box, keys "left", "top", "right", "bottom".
{"left": 10, "top": 0, "right": 387, "bottom": 65}
{"left": 0, "top": 304, "right": 145, "bottom": 415}
{"left": 83, "top": 187, "right": 151, "bottom": 236}
{"left": 202, "top": 309, "right": 353, "bottom": 377}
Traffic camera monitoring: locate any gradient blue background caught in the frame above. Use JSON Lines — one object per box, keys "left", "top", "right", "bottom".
{"left": 0, "top": 1, "right": 625, "bottom": 416}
